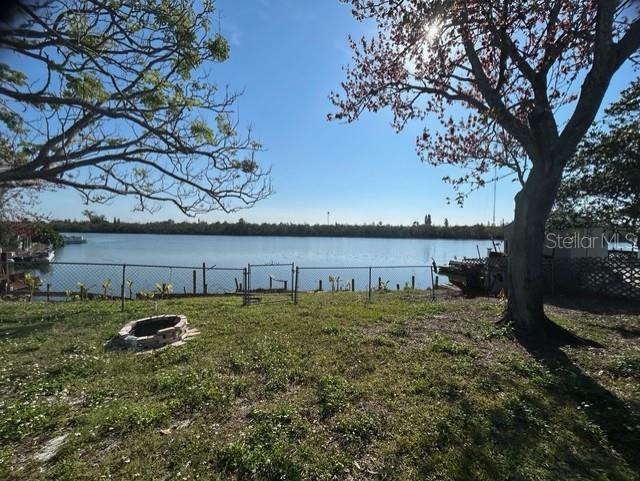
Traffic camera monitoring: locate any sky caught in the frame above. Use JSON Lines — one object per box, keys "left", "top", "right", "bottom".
{"left": 36, "top": 0, "right": 638, "bottom": 226}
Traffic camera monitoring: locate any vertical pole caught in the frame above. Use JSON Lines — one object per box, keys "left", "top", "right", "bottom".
{"left": 368, "top": 267, "right": 372, "bottom": 301}
{"left": 351, "top": 278, "right": 355, "bottom": 292}
{"left": 247, "top": 264, "right": 251, "bottom": 296}
{"left": 430, "top": 266, "right": 435, "bottom": 300}
{"left": 291, "top": 263, "right": 295, "bottom": 301}
{"left": 202, "top": 262, "right": 207, "bottom": 295}
{"left": 121, "top": 264, "right": 126, "bottom": 312}
{"left": 46, "top": 283, "right": 51, "bottom": 302}
{"left": 192, "top": 270, "right": 197, "bottom": 295}
{"left": 269, "top": 276, "right": 273, "bottom": 290}
{"left": 294, "top": 267, "right": 299, "bottom": 304}
{"left": 318, "top": 279, "right": 323, "bottom": 291}
{"left": 242, "top": 268, "right": 248, "bottom": 306}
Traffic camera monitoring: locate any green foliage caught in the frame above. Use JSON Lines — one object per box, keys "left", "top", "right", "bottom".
{"left": 48, "top": 218, "right": 505, "bottom": 239}
{"left": 23, "top": 273, "right": 40, "bottom": 299}
{"left": 63, "top": 73, "right": 109, "bottom": 102}
{"left": 154, "top": 282, "right": 173, "bottom": 299}
{"left": 206, "top": 34, "right": 230, "bottom": 62}
{"left": 189, "top": 119, "right": 216, "bottom": 143}
{"left": 30, "top": 224, "right": 63, "bottom": 248}
{"left": 0, "top": 0, "right": 270, "bottom": 216}
{"left": 553, "top": 79, "right": 640, "bottom": 232}
{"left": 101, "top": 279, "right": 112, "bottom": 298}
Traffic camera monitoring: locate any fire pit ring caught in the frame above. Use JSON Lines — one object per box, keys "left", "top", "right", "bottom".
{"left": 117, "top": 314, "right": 188, "bottom": 350}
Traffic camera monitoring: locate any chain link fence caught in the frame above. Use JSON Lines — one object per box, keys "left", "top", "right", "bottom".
{"left": 1, "top": 260, "right": 451, "bottom": 308}
{"left": 3, "top": 261, "right": 245, "bottom": 307}
{"left": 293, "top": 265, "right": 444, "bottom": 303}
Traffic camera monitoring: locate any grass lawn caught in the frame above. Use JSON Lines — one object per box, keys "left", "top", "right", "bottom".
{"left": 1, "top": 293, "right": 639, "bottom": 480}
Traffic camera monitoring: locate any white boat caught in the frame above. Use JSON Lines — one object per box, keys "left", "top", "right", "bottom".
{"left": 12, "top": 249, "right": 55, "bottom": 264}
{"left": 62, "top": 234, "right": 88, "bottom": 245}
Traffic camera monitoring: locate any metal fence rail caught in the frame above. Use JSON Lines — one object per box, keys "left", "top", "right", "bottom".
{"left": 1, "top": 260, "right": 446, "bottom": 309}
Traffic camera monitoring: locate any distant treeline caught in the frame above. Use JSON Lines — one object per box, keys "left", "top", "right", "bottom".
{"left": 49, "top": 220, "right": 505, "bottom": 240}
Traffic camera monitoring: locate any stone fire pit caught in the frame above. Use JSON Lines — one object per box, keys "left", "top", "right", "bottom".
{"left": 117, "top": 314, "right": 189, "bottom": 350}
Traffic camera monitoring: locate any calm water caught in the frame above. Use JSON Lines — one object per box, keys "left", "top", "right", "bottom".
{"left": 55, "top": 233, "right": 497, "bottom": 267}
{"left": 33, "top": 234, "right": 499, "bottom": 295}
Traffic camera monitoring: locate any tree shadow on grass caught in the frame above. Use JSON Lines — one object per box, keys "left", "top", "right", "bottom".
{"left": 0, "top": 320, "right": 57, "bottom": 339}
{"left": 545, "top": 295, "right": 640, "bottom": 315}
{"left": 0, "top": 308, "right": 86, "bottom": 339}
{"left": 580, "top": 321, "right": 640, "bottom": 339}
{"left": 523, "top": 341, "right": 640, "bottom": 474}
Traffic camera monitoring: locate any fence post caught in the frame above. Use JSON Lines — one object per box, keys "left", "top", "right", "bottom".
{"left": 242, "top": 268, "right": 248, "bottom": 306}
{"left": 351, "top": 278, "right": 355, "bottom": 292}
{"left": 202, "top": 262, "right": 207, "bottom": 294}
{"left": 247, "top": 264, "right": 251, "bottom": 295}
{"left": 121, "top": 264, "right": 126, "bottom": 312}
{"left": 368, "top": 267, "right": 372, "bottom": 301}
{"left": 192, "top": 270, "right": 197, "bottom": 295}
{"left": 46, "top": 283, "right": 51, "bottom": 302}
{"left": 294, "top": 266, "right": 299, "bottom": 304}
{"left": 411, "top": 275, "right": 415, "bottom": 290}
{"left": 291, "top": 263, "right": 295, "bottom": 301}
{"left": 430, "top": 266, "right": 435, "bottom": 300}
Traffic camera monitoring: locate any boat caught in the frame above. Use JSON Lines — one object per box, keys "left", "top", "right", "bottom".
{"left": 12, "top": 248, "right": 55, "bottom": 264}
{"left": 62, "top": 234, "right": 88, "bottom": 245}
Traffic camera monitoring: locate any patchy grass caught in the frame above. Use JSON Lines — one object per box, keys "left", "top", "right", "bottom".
{"left": 0, "top": 293, "right": 639, "bottom": 480}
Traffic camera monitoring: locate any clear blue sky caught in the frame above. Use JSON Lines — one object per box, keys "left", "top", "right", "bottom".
{"left": 38, "top": 0, "right": 638, "bottom": 226}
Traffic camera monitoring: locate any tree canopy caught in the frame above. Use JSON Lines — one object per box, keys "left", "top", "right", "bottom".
{"left": 331, "top": 0, "right": 640, "bottom": 337}
{"left": 0, "top": 0, "right": 271, "bottom": 216}
{"left": 553, "top": 79, "right": 640, "bottom": 233}
{"left": 331, "top": 1, "right": 639, "bottom": 199}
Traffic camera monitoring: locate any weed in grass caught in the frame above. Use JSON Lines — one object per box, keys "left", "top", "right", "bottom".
{"left": 215, "top": 405, "right": 311, "bottom": 481}
{"left": 318, "top": 375, "right": 356, "bottom": 418}
{"left": 332, "top": 408, "right": 382, "bottom": 451}
{"left": 86, "top": 400, "right": 169, "bottom": 436}
{"left": 429, "top": 333, "right": 476, "bottom": 357}
{"left": 151, "top": 368, "right": 233, "bottom": 413}
{"left": 605, "top": 355, "right": 640, "bottom": 380}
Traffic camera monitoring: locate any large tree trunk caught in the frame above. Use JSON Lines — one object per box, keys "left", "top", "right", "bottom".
{"left": 505, "top": 162, "right": 593, "bottom": 346}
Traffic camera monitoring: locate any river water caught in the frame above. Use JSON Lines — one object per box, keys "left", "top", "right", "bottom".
{"left": 31, "top": 233, "right": 500, "bottom": 295}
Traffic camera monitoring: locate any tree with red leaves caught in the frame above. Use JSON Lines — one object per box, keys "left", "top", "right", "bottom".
{"left": 331, "top": 0, "right": 640, "bottom": 344}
